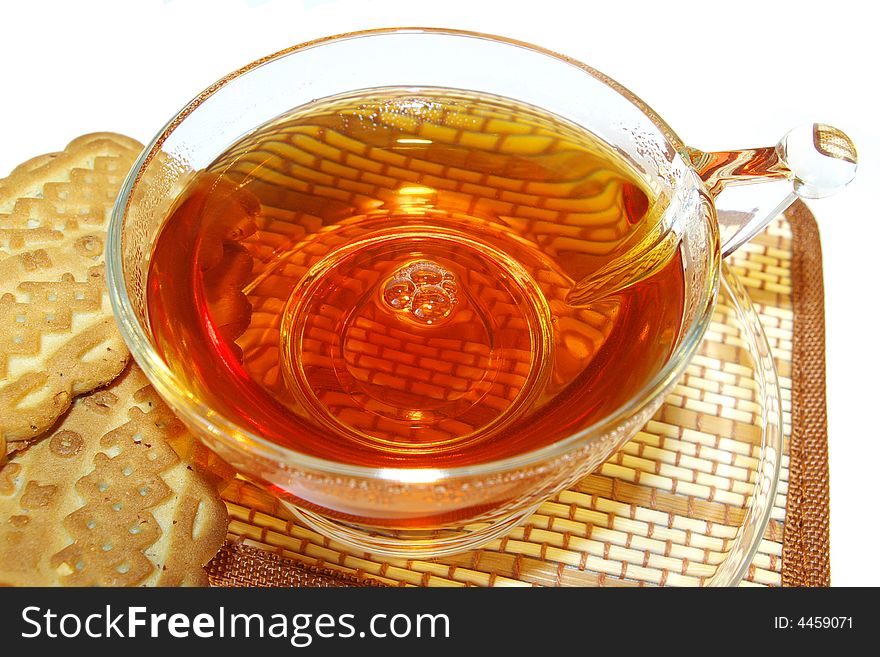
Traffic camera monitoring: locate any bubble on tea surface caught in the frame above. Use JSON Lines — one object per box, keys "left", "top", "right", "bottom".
{"left": 381, "top": 260, "right": 457, "bottom": 325}
{"left": 412, "top": 285, "right": 455, "bottom": 324}
{"left": 383, "top": 279, "right": 415, "bottom": 309}
{"left": 409, "top": 262, "right": 444, "bottom": 285}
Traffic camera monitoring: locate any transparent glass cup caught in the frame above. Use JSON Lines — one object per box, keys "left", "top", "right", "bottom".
{"left": 107, "top": 29, "right": 854, "bottom": 581}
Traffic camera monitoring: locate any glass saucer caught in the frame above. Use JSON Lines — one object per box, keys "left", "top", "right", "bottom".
{"left": 219, "top": 260, "right": 783, "bottom": 587}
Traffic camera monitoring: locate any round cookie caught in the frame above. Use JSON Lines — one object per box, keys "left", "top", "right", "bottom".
{"left": 0, "top": 364, "right": 228, "bottom": 586}
{"left": 0, "top": 133, "right": 143, "bottom": 441}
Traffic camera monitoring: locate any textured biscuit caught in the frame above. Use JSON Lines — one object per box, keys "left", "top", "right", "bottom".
{"left": 0, "top": 133, "right": 143, "bottom": 441}
{"left": 0, "top": 133, "right": 143, "bottom": 257}
{"left": 0, "top": 364, "right": 228, "bottom": 586}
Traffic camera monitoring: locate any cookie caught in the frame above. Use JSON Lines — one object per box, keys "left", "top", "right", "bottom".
{"left": 0, "top": 133, "right": 143, "bottom": 442}
{"left": 0, "top": 133, "right": 143, "bottom": 257}
{"left": 0, "top": 364, "right": 228, "bottom": 586}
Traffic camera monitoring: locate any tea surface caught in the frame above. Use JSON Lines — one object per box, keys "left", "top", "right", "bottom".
{"left": 146, "top": 88, "right": 684, "bottom": 467}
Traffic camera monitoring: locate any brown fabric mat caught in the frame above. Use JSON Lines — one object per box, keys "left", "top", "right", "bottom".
{"left": 207, "top": 201, "right": 830, "bottom": 587}
{"left": 782, "top": 202, "right": 831, "bottom": 586}
{"left": 208, "top": 542, "right": 387, "bottom": 587}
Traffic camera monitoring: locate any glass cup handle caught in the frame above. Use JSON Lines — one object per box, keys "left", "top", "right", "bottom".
{"left": 566, "top": 123, "right": 856, "bottom": 306}
{"left": 685, "top": 123, "right": 857, "bottom": 257}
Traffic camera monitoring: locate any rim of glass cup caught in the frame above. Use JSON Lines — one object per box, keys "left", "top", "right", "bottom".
{"left": 106, "top": 26, "right": 719, "bottom": 483}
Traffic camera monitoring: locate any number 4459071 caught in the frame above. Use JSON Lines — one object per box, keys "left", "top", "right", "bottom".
{"left": 774, "top": 617, "right": 853, "bottom": 629}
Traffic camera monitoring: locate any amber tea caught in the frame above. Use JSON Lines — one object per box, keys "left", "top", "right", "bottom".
{"left": 146, "top": 88, "right": 685, "bottom": 470}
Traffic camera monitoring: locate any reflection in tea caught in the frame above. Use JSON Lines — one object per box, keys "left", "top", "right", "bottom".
{"left": 146, "top": 88, "right": 685, "bottom": 470}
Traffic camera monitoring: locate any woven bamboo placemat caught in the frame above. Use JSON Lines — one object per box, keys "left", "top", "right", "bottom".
{"left": 207, "top": 201, "right": 829, "bottom": 587}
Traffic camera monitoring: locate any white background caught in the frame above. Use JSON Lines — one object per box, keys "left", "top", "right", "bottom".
{"left": 1, "top": 0, "right": 876, "bottom": 586}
